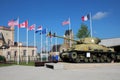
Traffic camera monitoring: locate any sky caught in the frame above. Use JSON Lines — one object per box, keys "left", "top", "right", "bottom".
{"left": 0, "top": 0, "right": 120, "bottom": 52}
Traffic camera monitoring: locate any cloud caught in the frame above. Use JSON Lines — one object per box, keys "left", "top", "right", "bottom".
{"left": 92, "top": 12, "right": 108, "bottom": 20}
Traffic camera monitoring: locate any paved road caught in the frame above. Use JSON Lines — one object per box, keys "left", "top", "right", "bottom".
{"left": 0, "top": 63, "right": 120, "bottom": 80}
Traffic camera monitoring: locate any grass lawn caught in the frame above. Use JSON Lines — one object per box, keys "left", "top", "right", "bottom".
{"left": 0, "top": 61, "right": 35, "bottom": 67}
{"left": 18, "top": 62, "right": 35, "bottom": 66}
{"left": 0, "top": 63, "right": 15, "bottom": 67}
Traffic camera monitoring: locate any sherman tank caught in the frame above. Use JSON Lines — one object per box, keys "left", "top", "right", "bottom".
{"left": 53, "top": 35, "right": 116, "bottom": 63}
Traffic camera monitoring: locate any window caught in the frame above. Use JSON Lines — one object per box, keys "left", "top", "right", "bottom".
{"left": 7, "top": 51, "right": 11, "bottom": 55}
{"left": 14, "top": 51, "right": 17, "bottom": 57}
{"left": 8, "top": 39, "right": 11, "bottom": 46}
{"left": 32, "top": 50, "right": 35, "bottom": 56}
{"left": 7, "top": 51, "right": 11, "bottom": 59}
{"left": 23, "top": 50, "right": 26, "bottom": 56}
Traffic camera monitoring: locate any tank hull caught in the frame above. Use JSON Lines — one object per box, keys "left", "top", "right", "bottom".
{"left": 60, "top": 50, "right": 116, "bottom": 63}
{"left": 53, "top": 35, "right": 120, "bottom": 63}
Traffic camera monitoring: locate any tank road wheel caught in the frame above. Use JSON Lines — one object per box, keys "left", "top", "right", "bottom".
{"left": 89, "top": 58, "right": 93, "bottom": 63}
{"left": 111, "top": 54, "right": 115, "bottom": 59}
{"left": 84, "top": 58, "right": 89, "bottom": 63}
{"left": 96, "top": 58, "right": 100, "bottom": 63}
{"left": 73, "top": 57, "right": 80, "bottom": 63}
{"left": 106, "top": 58, "right": 111, "bottom": 63}
{"left": 70, "top": 52, "right": 77, "bottom": 59}
{"left": 93, "top": 55, "right": 96, "bottom": 61}
{"left": 59, "top": 53, "right": 63, "bottom": 60}
{"left": 103, "top": 55, "right": 107, "bottom": 61}
{"left": 100, "top": 58, "right": 104, "bottom": 63}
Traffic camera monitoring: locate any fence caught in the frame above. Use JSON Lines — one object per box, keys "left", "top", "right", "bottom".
{"left": 5, "top": 56, "right": 49, "bottom": 62}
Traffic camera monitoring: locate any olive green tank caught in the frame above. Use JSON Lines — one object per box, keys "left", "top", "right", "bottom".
{"left": 53, "top": 35, "right": 115, "bottom": 63}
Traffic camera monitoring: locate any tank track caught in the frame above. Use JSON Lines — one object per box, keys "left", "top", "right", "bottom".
{"left": 60, "top": 51, "right": 120, "bottom": 63}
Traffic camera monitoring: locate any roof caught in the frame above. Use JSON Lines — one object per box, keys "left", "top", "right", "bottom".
{"left": 99, "top": 38, "right": 120, "bottom": 47}
{"left": 65, "top": 29, "right": 72, "bottom": 35}
{"left": 11, "top": 45, "right": 37, "bottom": 48}
{"left": 0, "top": 26, "right": 12, "bottom": 31}
{"left": 51, "top": 44, "right": 61, "bottom": 52}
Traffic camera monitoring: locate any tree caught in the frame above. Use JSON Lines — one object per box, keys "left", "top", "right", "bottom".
{"left": 76, "top": 24, "right": 90, "bottom": 39}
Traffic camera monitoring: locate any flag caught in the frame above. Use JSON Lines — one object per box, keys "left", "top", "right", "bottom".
{"left": 47, "top": 31, "right": 52, "bottom": 38}
{"left": 8, "top": 18, "right": 19, "bottom": 27}
{"left": 62, "top": 19, "right": 70, "bottom": 26}
{"left": 41, "top": 29, "right": 46, "bottom": 34}
{"left": 35, "top": 26, "right": 42, "bottom": 33}
{"left": 53, "top": 33, "right": 56, "bottom": 37}
{"left": 40, "top": 29, "right": 46, "bottom": 35}
{"left": 81, "top": 14, "right": 90, "bottom": 21}
{"left": 19, "top": 20, "right": 28, "bottom": 28}
{"left": 29, "top": 24, "right": 35, "bottom": 30}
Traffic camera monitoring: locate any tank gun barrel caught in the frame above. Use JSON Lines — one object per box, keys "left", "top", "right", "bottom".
{"left": 51, "top": 33, "right": 101, "bottom": 44}
{"left": 52, "top": 34, "right": 80, "bottom": 43}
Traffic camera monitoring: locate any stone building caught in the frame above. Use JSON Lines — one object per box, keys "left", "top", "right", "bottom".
{"left": 50, "top": 29, "right": 74, "bottom": 57}
{"left": 63, "top": 29, "right": 74, "bottom": 51}
{"left": 0, "top": 26, "right": 37, "bottom": 61}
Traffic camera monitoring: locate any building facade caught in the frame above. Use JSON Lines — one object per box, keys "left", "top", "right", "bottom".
{"left": 0, "top": 26, "right": 37, "bottom": 61}
{"left": 50, "top": 29, "right": 74, "bottom": 57}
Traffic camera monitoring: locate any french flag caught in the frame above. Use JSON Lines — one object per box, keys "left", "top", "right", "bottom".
{"left": 81, "top": 14, "right": 90, "bottom": 21}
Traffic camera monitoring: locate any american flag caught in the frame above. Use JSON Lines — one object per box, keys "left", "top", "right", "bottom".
{"left": 62, "top": 19, "right": 70, "bottom": 26}
{"left": 8, "top": 18, "right": 19, "bottom": 27}
{"left": 29, "top": 24, "right": 35, "bottom": 30}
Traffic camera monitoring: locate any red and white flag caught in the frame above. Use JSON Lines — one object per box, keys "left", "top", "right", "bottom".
{"left": 81, "top": 14, "right": 90, "bottom": 21}
{"left": 8, "top": 18, "right": 19, "bottom": 27}
{"left": 37, "top": 26, "right": 42, "bottom": 30}
{"left": 29, "top": 24, "right": 35, "bottom": 30}
{"left": 19, "top": 20, "right": 28, "bottom": 28}
{"left": 62, "top": 19, "right": 70, "bottom": 26}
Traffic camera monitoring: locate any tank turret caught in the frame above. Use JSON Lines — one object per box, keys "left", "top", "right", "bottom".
{"left": 52, "top": 34, "right": 115, "bottom": 63}
{"left": 80, "top": 37, "right": 101, "bottom": 44}
{"left": 53, "top": 34, "right": 100, "bottom": 44}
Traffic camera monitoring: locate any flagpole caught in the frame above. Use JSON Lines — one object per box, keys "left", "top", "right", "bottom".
{"left": 34, "top": 24, "right": 36, "bottom": 58}
{"left": 55, "top": 32, "right": 57, "bottom": 57}
{"left": 26, "top": 21, "right": 28, "bottom": 64}
{"left": 40, "top": 31, "right": 42, "bottom": 62}
{"left": 17, "top": 17, "right": 20, "bottom": 64}
{"left": 46, "top": 28, "right": 48, "bottom": 61}
{"left": 50, "top": 30, "right": 52, "bottom": 58}
{"left": 68, "top": 17, "right": 71, "bottom": 47}
{"left": 90, "top": 12, "right": 93, "bottom": 37}
{"left": 10, "top": 25, "right": 14, "bottom": 56}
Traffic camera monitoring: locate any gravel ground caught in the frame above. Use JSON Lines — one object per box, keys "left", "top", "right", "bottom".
{"left": 0, "top": 63, "right": 120, "bottom": 80}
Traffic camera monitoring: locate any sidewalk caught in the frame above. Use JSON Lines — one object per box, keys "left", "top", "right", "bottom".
{"left": 0, "top": 63, "right": 120, "bottom": 80}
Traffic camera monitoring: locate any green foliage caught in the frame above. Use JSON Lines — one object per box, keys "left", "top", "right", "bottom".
{"left": 0, "top": 55, "right": 6, "bottom": 62}
{"left": 76, "top": 24, "right": 90, "bottom": 39}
